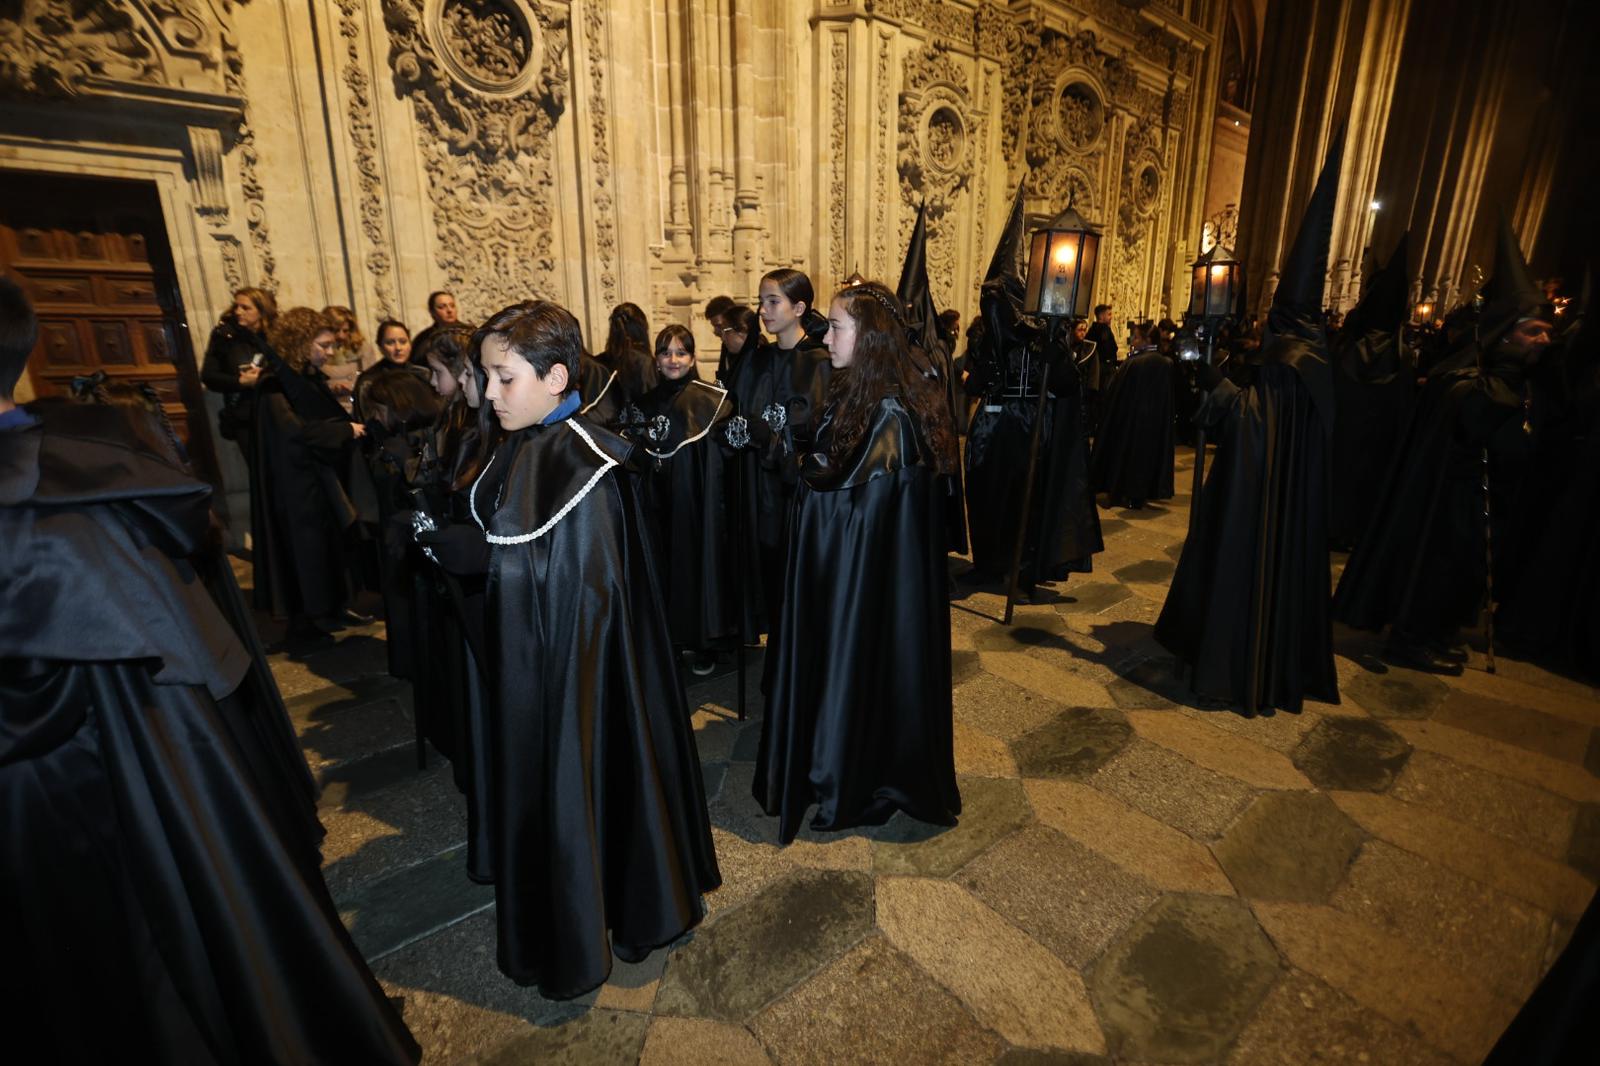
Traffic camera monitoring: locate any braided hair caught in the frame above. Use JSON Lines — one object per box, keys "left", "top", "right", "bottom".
{"left": 825, "top": 281, "right": 957, "bottom": 475}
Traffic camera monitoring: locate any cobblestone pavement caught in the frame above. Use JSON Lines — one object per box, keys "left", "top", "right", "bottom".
{"left": 255, "top": 447, "right": 1600, "bottom": 1065}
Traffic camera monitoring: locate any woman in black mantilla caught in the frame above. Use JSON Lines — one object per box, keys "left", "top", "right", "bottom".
{"left": 254, "top": 307, "right": 369, "bottom": 650}
{"left": 754, "top": 282, "right": 961, "bottom": 845}
{"left": 633, "top": 323, "right": 741, "bottom": 675}
{"left": 725, "top": 268, "right": 832, "bottom": 647}
{"left": 417, "top": 300, "right": 719, "bottom": 999}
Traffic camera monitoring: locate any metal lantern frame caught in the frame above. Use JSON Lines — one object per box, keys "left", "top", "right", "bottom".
{"left": 1022, "top": 205, "right": 1103, "bottom": 320}
{"left": 1188, "top": 243, "right": 1243, "bottom": 321}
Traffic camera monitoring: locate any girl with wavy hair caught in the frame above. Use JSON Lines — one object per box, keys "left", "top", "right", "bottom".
{"left": 753, "top": 281, "right": 960, "bottom": 844}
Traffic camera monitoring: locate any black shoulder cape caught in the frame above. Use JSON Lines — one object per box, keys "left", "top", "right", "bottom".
{"left": 470, "top": 414, "right": 720, "bottom": 998}
{"left": 1328, "top": 329, "right": 1416, "bottom": 549}
{"left": 0, "top": 403, "right": 417, "bottom": 1064}
{"left": 637, "top": 377, "right": 741, "bottom": 648}
{"left": 754, "top": 395, "right": 960, "bottom": 844}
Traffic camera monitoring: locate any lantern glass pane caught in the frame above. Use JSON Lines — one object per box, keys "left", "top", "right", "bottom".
{"left": 1074, "top": 233, "right": 1098, "bottom": 318}
{"left": 1206, "top": 264, "right": 1232, "bottom": 316}
{"left": 1023, "top": 231, "right": 1050, "bottom": 314}
{"left": 1190, "top": 265, "right": 1206, "bottom": 316}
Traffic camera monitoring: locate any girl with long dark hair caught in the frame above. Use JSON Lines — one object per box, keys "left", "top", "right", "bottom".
{"left": 599, "top": 301, "right": 659, "bottom": 400}
{"left": 753, "top": 281, "right": 960, "bottom": 844}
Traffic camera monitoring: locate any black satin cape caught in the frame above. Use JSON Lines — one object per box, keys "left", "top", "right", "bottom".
{"left": 964, "top": 287, "right": 1103, "bottom": 586}
{"left": 1328, "top": 329, "right": 1415, "bottom": 549}
{"left": 1090, "top": 347, "right": 1177, "bottom": 503}
{"left": 0, "top": 404, "right": 418, "bottom": 1064}
{"left": 1155, "top": 333, "right": 1340, "bottom": 715}
{"left": 578, "top": 351, "right": 623, "bottom": 428}
{"left": 753, "top": 395, "right": 961, "bottom": 845}
{"left": 471, "top": 414, "right": 721, "bottom": 998}
{"left": 250, "top": 366, "right": 357, "bottom": 619}
{"left": 637, "top": 376, "right": 742, "bottom": 649}
{"left": 1332, "top": 356, "right": 1530, "bottom": 645}
{"left": 724, "top": 337, "right": 832, "bottom": 639}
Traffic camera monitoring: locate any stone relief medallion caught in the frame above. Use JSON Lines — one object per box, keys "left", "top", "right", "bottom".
{"left": 1134, "top": 163, "right": 1161, "bottom": 214}
{"left": 923, "top": 104, "right": 966, "bottom": 178}
{"left": 1056, "top": 80, "right": 1105, "bottom": 151}
{"left": 429, "top": 0, "right": 542, "bottom": 96}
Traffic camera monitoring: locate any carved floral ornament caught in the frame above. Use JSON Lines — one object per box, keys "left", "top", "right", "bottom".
{"left": 0, "top": 0, "right": 234, "bottom": 100}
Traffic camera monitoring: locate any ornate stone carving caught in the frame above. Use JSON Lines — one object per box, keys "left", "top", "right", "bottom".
{"left": 382, "top": 0, "right": 570, "bottom": 313}
{"left": 217, "top": 11, "right": 277, "bottom": 290}
{"left": 1201, "top": 203, "right": 1240, "bottom": 254}
{"left": 873, "top": 29, "right": 894, "bottom": 278}
{"left": 187, "top": 124, "right": 228, "bottom": 218}
{"left": 581, "top": 3, "right": 617, "bottom": 306}
{"left": 898, "top": 42, "right": 977, "bottom": 304}
{"left": 336, "top": 0, "right": 397, "bottom": 318}
{"left": 440, "top": 0, "right": 531, "bottom": 85}
{"left": 1057, "top": 81, "right": 1106, "bottom": 151}
{"left": 828, "top": 31, "right": 847, "bottom": 278}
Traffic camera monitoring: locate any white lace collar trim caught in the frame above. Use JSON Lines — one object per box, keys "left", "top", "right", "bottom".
{"left": 645, "top": 380, "right": 729, "bottom": 459}
{"left": 469, "top": 419, "right": 619, "bottom": 545}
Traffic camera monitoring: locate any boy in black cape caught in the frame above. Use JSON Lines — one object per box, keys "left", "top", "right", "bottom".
{"left": 1332, "top": 216, "right": 1553, "bottom": 669}
{"left": 1155, "top": 133, "right": 1346, "bottom": 716}
{"left": 0, "top": 279, "right": 419, "bottom": 1063}
{"left": 1328, "top": 233, "right": 1415, "bottom": 550}
{"left": 419, "top": 300, "right": 720, "bottom": 1000}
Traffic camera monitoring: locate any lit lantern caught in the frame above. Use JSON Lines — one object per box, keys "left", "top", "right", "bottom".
{"left": 1188, "top": 243, "right": 1242, "bottom": 319}
{"left": 1414, "top": 299, "right": 1434, "bottom": 324}
{"left": 1022, "top": 205, "right": 1102, "bottom": 319}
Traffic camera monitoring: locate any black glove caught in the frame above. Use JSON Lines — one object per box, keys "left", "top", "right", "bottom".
{"left": 416, "top": 521, "right": 491, "bottom": 576}
{"left": 1195, "top": 359, "right": 1224, "bottom": 393}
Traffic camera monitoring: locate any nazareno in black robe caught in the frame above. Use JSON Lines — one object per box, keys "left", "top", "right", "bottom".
{"left": 1331, "top": 353, "right": 1532, "bottom": 647}
{"left": 964, "top": 282, "right": 1103, "bottom": 589}
{"left": 1090, "top": 345, "right": 1176, "bottom": 505}
{"left": 753, "top": 393, "right": 960, "bottom": 845}
{"left": 251, "top": 361, "right": 359, "bottom": 621}
{"left": 1328, "top": 328, "right": 1415, "bottom": 550}
{"left": 723, "top": 335, "right": 832, "bottom": 638}
{"left": 0, "top": 402, "right": 418, "bottom": 1064}
{"left": 1155, "top": 331, "right": 1340, "bottom": 715}
{"left": 469, "top": 412, "right": 721, "bottom": 998}
{"left": 635, "top": 375, "right": 742, "bottom": 650}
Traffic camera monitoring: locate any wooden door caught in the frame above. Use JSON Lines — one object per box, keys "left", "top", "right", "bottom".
{"left": 0, "top": 171, "right": 220, "bottom": 485}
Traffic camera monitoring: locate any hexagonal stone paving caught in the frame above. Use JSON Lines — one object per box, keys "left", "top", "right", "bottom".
{"left": 1053, "top": 580, "right": 1136, "bottom": 615}
{"left": 1343, "top": 668, "right": 1449, "bottom": 719}
{"left": 1012, "top": 706, "right": 1134, "bottom": 780}
{"left": 654, "top": 869, "right": 874, "bottom": 1022}
{"left": 1113, "top": 559, "right": 1177, "bottom": 584}
{"left": 1091, "top": 894, "right": 1280, "bottom": 1062}
{"left": 871, "top": 775, "right": 1033, "bottom": 877}
{"left": 1292, "top": 717, "right": 1412, "bottom": 791}
{"left": 1107, "top": 655, "right": 1187, "bottom": 709}
{"left": 1212, "top": 792, "right": 1366, "bottom": 902}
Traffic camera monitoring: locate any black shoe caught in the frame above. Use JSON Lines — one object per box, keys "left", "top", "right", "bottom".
{"left": 689, "top": 652, "right": 717, "bottom": 677}
{"left": 332, "top": 607, "right": 375, "bottom": 627}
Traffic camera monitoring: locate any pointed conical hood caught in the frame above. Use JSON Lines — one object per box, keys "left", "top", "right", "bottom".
{"left": 1343, "top": 231, "right": 1410, "bottom": 338}
{"left": 1273, "top": 129, "right": 1344, "bottom": 315}
{"left": 985, "top": 180, "right": 1027, "bottom": 285}
{"left": 897, "top": 200, "right": 940, "bottom": 352}
{"left": 1478, "top": 212, "right": 1543, "bottom": 331}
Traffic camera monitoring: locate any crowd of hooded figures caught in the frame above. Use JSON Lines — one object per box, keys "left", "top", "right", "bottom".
{"left": 3, "top": 124, "right": 1598, "bottom": 1061}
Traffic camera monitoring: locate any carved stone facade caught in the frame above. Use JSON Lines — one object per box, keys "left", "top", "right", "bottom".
{"left": 1, "top": 0, "right": 1228, "bottom": 362}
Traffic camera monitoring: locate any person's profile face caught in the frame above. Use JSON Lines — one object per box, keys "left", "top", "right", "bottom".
{"left": 657, "top": 336, "right": 695, "bottom": 380}
{"left": 1073, "top": 320, "right": 1089, "bottom": 341}
{"left": 1096, "top": 307, "right": 1111, "bottom": 324}
{"left": 432, "top": 294, "right": 459, "bottom": 325}
{"left": 824, "top": 297, "right": 857, "bottom": 370}
{"left": 233, "top": 296, "right": 262, "bottom": 331}
{"left": 759, "top": 279, "right": 804, "bottom": 339}
{"left": 380, "top": 326, "right": 412, "bottom": 364}
{"left": 482, "top": 333, "right": 566, "bottom": 430}
{"left": 427, "top": 353, "right": 458, "bottom": 398}
{"left": 307, "top": 330, "right": 337, "bottom": 369}
{"left": 458, "top": 364, "right": 481, "bottom": 409}
{"left": 1504, "top": 318, "right": 1554, "bottom": 360}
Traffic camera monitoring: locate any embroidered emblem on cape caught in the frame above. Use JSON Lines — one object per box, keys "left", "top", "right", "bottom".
{"left": 645, "top": 381, "right": 730, "bottom": 459}
{"left": 647, "top": 414, "right": 671, "bottom": 443}
{"left": 723, "top": 414, "right": 751, "bottom": 449}
{"left": 761, "top": 401, "right": 787, "bottom": 431}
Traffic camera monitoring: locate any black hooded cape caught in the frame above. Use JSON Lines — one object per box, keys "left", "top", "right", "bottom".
{"left": 636, "top": 376, "right": 742, "bottom": 649}
{"left": 469, "top": 413, "right": 721, "bottom": 998}
{"left": 1090, "top": 345, "right": 1177, "bottom": 504}
{"left": 964, "top": 282, "right": 1103, "bottom": 588}
{"left": 753, "top": 394, "right": 960, "bottom": 844}
{"left": 1329, "top": 328, "right": 1415, "bottom": 549}
{"left": 1333, "top": 354, "right": 1533, "bottom": 645}
{"left": 0, "top": 402, "right": 418, "bottom": 1064}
